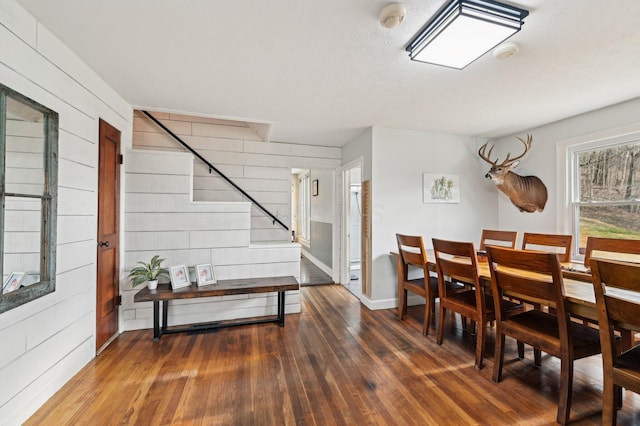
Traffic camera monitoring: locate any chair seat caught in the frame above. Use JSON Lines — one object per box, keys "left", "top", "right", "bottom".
{"left": 616, "top": 345, "right": 640, "bottom": 372}
{"left": 407, "top": 276, "right": 463, "bottom": 294}
{"left": 502, "top": 310, "right": 601, "bottom": 358}
{"left": 447, "top": 291, "right": 523, "bottom": 315}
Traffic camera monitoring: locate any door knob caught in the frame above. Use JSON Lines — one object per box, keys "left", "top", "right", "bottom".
{"left": 98, "top": 241, "right": 110, "bottom": 247}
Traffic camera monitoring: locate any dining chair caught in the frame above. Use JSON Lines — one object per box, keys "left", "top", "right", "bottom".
{"left": 584, "top": 237, "right": 640, "bottom": 269}
{"left": 521, "top": 232, "right": 573, "bottom": 262}
{"left": 479, "top": 229, "right": 518, "bottom": 251}
{"left": 432, "top": 239, "right": 523, "bottom": 369}
{"left": 486, "top": 246, "right": 601, "bottom": 425}
{"left": 590, "top": 258, "right": 640, "bottom": 425}
{"left": 396, "top": 234, "right": 461, "bottom": 335}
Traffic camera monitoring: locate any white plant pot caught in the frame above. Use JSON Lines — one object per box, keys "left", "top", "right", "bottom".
{"left": 147, "top": 279, "right": 159, "bottom": 290}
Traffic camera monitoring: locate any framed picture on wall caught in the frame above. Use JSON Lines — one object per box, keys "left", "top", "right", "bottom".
{"left": 423, "top": 173, "right": 460, "bottom": 203}
{"left": 169, "top": 265, "right": 190, "bottom": 289}
{"left": 312, "top": 179, "right": 319, "bottom": 196}
{"left": 196, "top": 264, "right": 217, "bottom": 286}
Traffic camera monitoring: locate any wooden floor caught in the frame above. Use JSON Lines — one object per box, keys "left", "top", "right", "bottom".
{"left": 27, "top": 285, "right": 639, "bottom": 425}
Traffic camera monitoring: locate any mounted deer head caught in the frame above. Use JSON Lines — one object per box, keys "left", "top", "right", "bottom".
{"left": 478, "top": 134, "right": 548, "bottom": 213}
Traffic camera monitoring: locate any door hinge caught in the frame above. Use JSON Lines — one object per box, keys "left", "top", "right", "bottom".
{"left": 119, "top": 154, "right": 124, "bottom": 165}
{"left": 116, "top": 295, "right": 122, "bottom": 305}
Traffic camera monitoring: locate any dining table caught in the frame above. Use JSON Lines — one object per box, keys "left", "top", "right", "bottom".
{"left": 392, "top": 249, "right": 640, "bottom": 348}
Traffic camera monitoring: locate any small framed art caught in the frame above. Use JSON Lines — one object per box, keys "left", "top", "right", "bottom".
{"left": 196, "top": 264, "right": 217, "bottom": 286}
{"left": 3, "top": 272, "right": 25, "bottom": 294}
{"left": 169, "top": 265, "right": 191, "bottom": 289}
{"left": 312, "top": 179, "right": 319, "bottom": 196}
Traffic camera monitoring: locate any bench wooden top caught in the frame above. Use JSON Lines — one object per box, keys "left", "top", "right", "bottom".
{"left": 133, "top": 275, "right": 300, "bottom": 302}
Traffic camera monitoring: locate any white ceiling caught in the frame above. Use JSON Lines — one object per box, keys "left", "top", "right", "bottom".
{"left": 16, "top": 0, "right": 640, "bottom": 147}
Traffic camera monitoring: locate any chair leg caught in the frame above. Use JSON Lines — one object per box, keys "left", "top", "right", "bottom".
{"left": 601, "top": 377, "right": 617, "bottom": 426}
{"left": 517, "top": 341, "right": 524, "bottom": 359}
{"left": 493, "top": 333, "right": 505, "bottom": 382}
{"left": 398, "top": 289, "right": 407, "bottom": 320}
{"left": 557, "top": 358, "right": 573, "bottom": 425}
{"left": 423, "top": 296, "right": 432, "bottom": 336}
{"left": 437, "top": 305, "right": 446, "bottom": 345}
{"left": 475, "top": 321, "right": 486, "bottom": 370}
{"left": 534, "top": 348, "right": 542, "bottom": 366}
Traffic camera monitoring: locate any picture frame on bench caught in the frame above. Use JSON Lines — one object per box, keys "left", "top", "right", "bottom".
{"left": 196, "top": 263, "right": 216, "bottom": 286}
{"left": 169, "top": 265, "right": 190, "bottom": 290}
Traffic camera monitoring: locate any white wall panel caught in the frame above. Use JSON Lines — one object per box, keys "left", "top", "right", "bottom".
{"left": 56, "top": 240, "right": 95, "bottom": 274}
{"left": 57, "top": 187, "right": 95, "bottom": 215}
{"left": 57, "top": 158, "right": 96, "bottom": 191}
{"left": 57, "top": 131, "right": 96, "bottom": 167}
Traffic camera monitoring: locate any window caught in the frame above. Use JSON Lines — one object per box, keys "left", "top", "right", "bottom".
{"left": 0, "top": 83, "right": 58, "bottom": 313}
{"left": 568, "top": 130, "right": 640, "bottom": 257}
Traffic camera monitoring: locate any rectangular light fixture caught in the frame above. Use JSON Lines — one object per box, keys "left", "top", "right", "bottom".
{"left": 406, "top": 0, "right": 529, "bottom": 69}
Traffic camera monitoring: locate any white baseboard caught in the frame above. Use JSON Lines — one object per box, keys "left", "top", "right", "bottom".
{"left": 360, "top": 294, "right": 426, "bottom": 311}
{"left": 301, "top": 249, "right": 333, "bottom": 277}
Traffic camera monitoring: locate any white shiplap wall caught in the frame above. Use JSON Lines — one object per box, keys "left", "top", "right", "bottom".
{"left": 123, "top": 149, "right": 301, "bottom": 331}
{"left": 132, "top": 111, "right": 342, "bottom": 242}
{"left": 0, "top": 1, "right": 132, "bottom": 424}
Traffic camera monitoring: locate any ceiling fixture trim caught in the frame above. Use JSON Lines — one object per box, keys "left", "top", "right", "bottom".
{"left": 406, "top": 0, "right": 529, "bottom": 69}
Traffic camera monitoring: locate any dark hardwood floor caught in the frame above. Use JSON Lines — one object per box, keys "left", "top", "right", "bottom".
{"left": 26, "top": 285, "right": 639, "bottom": 425}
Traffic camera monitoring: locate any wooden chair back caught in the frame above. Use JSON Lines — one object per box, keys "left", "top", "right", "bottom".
{"left": 479, "top": 229, "right": 518, "bottom": 251}
{"left": 486, "top": 246, "right": 567, "bottom": 323}
{"left": 590, "top": 258, "right": 640, "bottom": 425}
{"left": 521, "top": 232, "right": 573, "bottom": 263}
{"left": 584, "top": 237, "right": 640, "bottom": 268}
{"left": 396, "top": 234, "right": 428, "bottom": 275}
{"left": 432, "top": 238, "right": 480, "bottom": 300}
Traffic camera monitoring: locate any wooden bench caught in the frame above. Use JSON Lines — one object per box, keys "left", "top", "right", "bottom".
{"left": 133, "top": 275, "right": 300, "bottom": 341}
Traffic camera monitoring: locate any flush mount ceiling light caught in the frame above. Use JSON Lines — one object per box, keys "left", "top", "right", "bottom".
{"left": 406, "top": 0, "right": 528, "bottom": 69}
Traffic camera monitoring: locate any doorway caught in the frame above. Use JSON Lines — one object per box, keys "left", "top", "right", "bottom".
{"left": 342, "top": 162, "right": 362, "bottom": 299}
{"left": 96, "top": 119, "right": 121, "bottom": 352}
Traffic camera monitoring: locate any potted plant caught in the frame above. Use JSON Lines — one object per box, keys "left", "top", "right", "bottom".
{"left": 128, "top": 255, "right": 169, "bottom": 290}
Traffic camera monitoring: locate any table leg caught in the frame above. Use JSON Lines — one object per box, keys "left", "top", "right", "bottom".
{"left": 278, "top": 291, "right": 286, "bottom": 326}
{"left": 153, "top": 301, "right": 160, "bottom": 342}
{"left": 162, "top": 300, "right": 168, "bottom": 334}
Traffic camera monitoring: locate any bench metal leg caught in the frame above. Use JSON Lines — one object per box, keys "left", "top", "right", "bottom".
{"left": 278, "top": 291, "right": 286, "bottom": 326}
{"left": 153, "top": 301, "right": 160, "bottom": 342}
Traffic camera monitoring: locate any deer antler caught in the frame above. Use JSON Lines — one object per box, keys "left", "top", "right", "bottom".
{"left": 503, "top": 134, "right": 532, "bottom": 164}
{"left": 478, "top": 141, "right": 497, "bottom": 165}
{"left": 478, "top": 134, "right": 533, "bottom": 167}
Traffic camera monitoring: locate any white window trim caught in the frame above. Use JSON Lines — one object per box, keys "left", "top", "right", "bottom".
{"left": 556, "top": 123, "right": 640, "bottom": 260}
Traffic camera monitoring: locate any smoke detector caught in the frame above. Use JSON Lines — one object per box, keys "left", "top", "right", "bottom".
{"left": 493, "top": 42, "right": 520, "bottom": 60}
{"left": 379, "top": 3, "right": 406, "bottom": 29}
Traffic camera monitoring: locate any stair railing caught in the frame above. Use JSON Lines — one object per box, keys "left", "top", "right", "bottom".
{"left": 141, "top": 110, "right": 289, "bottom": 231}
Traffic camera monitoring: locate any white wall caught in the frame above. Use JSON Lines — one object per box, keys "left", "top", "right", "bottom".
{"left": 494, "top": 97, "right": 640, "bottom": 242}
{"left": 0, "top": 1, "right": 132, "bottom": 424}
{"left": 367, "top": 127, "right": 497, "bottom": 308}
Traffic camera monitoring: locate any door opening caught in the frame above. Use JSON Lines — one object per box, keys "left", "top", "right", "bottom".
{"left": 342, "top": 163, "right": 362, "bottom": 299}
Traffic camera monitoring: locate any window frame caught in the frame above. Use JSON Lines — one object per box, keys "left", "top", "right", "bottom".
{"left": 561, "top": 125, "right": 640, "bottom": 261}
{"left": 0, "top": 83, "right": 58, "bottom": 313}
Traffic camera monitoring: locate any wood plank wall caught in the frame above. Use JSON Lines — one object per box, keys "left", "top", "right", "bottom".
{"left": 0, "top": 1, "right": 133, "bottom": 423}
{"left": 132, "top": 111, "right": 342, "bottom": 243}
